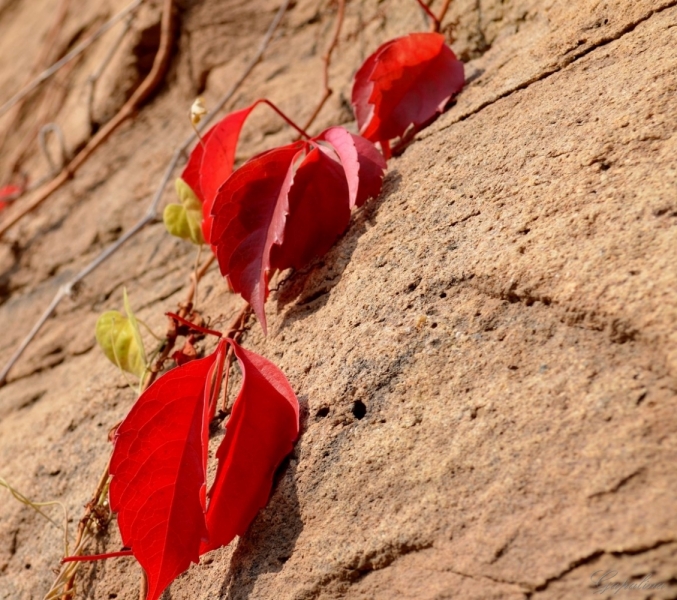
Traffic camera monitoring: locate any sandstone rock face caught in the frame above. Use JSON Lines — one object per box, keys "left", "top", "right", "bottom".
{"left": 0, "top": 0, "right": 675, "bottom": 599}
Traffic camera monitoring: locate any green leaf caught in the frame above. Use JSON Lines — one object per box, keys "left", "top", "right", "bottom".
{"left": 163, "top": 178, "right": 204, "bottom": 245}
{"left": 95, "top": 289, "right": 148, "bottom": 378}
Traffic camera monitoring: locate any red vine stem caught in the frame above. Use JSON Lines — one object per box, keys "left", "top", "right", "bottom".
{"left": 413, "top": 0, "right": 439, "bottom": 31}
{"left": 166, "top": 312, "right": 223, "bottom": 338}
{"left": 299, "top": 0, "right": 346, "bottom": 133}
{"left": 258, "top": 99, "right": 311, "bottom": 140}
{"left": 434, "top": 0, "right": 453, "bottom": 30}
{"left": 62, "top": 550, "right": 133, "bottom": 563}
{"left": 219, "top": 305, "right": 251, "bottom": 412}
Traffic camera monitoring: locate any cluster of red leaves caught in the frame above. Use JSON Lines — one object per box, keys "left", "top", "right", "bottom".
{"left": 110, "top": 338, "right": 299, "bottom": 600}
{"left": 105, "top": 30, "right": 464, "bottom": 600}
{"left": 178, "top": 99, "right": 387, "bottom": 332}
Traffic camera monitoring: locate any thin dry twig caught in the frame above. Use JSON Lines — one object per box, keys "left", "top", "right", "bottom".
{"left": 299, "top": 0, "right": 346, "bottom": 133}
{"left": 0, "top": 477, "right": 70, "bottom": 556}
{"left": 6, "top": 57, "right": 81, "bottom": 182}
{"left": 0, "top": 0, "right": 291, "bottom": 387}
{"left": 38, "top": 123, "right": 68, "bottom": 175}
{"left": 0, "top": 0, "right": 144, "bottom": 120}
{"left": 43, "top": 459, "right": 111, "bottom": 600}
{"left": 0, "top": 0, "right": 171, "bottom": 239}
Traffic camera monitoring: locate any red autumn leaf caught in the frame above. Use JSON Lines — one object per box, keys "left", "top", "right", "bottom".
{"left": 211, "top": 128, "right": 386, "bottom": 333}
{"left": 318, "top": 126, "right": 387, "bottom": 209}
{"left": 211, "top": 143, "right": 302, "bottom": 333}
{"left": 181, "top": 105, "right": 257, "bottom": 244}
{"left": 108, "top": 338, "right": 299, "bottom": 599}
{"left": 201, "top": 340, "right": 300, "bottom": 552}
{"left": 109, "top": 340, "right": 226, "bottom": 600}
{"left": 351, "top": 32, "right": 464, "bottom": 147}
{"left": 269, "top": 146, "right": 350, "bottom": 270}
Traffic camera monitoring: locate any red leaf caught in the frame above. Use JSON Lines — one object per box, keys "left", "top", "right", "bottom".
{"left": 180, "top": 132, "right": 213, "bottom": 203}
{"left": 109, "top": 341, "right": 226, "bottom": 600}
{"left": 201, "top": 339, "right": 300, "bottom": 552}
{"left": 211, "top": 128, "right": 385, "bottom": 332}
{"left": 108, "top": 338, "right": 299, "bottom": 598}
{"left": 269, "top": 146, "right": 350, "bottom": 270}
{"left": 181, "top": 105, "right": 258, "bottom": 244}
{"left": 352, "top": 32, "right": 464, "bottom": 145}
{"left": 318, "top": 127, "right": 387, "bottom": 209}
{"left": 211, "top": 143, "right": 303, "bottom": 333}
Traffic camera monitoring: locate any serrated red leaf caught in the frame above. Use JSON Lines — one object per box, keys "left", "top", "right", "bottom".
{"left": 211, "top": 127, "right": 385, "bottom": 332}
{"left": 109, "top": 340, "right": 226, "bottom": 600}
{"left": 201, "top": 340, "right": 300, "bottom": 552}
{"left": 269, "top": 146, "right": 350, "bottom": 270}
{"left": 352, "top": 32, "right": 465, "bottom": 145}
{"left": 181, "top": 105, "right": 257, "bottom": 244}
{"left": 318, "top": 127, "right": 387, "bottom": 209}
{"left": 211, "top": 143, "right": 303, "bottom": 333}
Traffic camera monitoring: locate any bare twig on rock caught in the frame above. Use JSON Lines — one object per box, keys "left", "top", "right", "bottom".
{"left": 86, "top": 13, "right": 137, "bottom": 130}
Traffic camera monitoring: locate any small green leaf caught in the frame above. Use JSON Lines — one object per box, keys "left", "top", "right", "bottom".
{"left": 95, "top": 289, "right": 147, "bottom": 378}
{"left": 163, "top": 178, "right": 204, "bottom": 245}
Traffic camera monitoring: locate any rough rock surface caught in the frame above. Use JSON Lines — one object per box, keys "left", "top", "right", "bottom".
{"left": 0, "top": 0, "right": 675, "bottom": 599}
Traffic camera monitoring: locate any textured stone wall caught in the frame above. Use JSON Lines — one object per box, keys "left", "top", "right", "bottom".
{"left": 0, "top": 0, "right": 675, "bottom": 598}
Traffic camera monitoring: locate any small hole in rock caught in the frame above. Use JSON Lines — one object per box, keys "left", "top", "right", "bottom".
{"left": 352, "top": 400, "right": 367, "bottom": 420}
{"left": 431, "top": 322, "right": 438, "bottom": 328}
{"left": 439, "top": 292, "right": 447, "bottom": 298}
{"left": 316, "top": 407, "right": 330, "bottom": 418}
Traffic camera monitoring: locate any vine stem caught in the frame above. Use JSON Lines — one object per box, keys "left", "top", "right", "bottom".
{"left": 0, "top": 0, "right": 292, "bottom": 387}
{"left": 413, "top": 0, "right": 440, "bottom": 31}
{"left": 62, "top": 550, "right": 133, "bottom": 562}
{"left": 298, "top": 0, "right": 346, "bottom": 134}
{"left": 0, "top": 0, "right": 170, "bottom": 239}
{"left": 434, "top": 0, "right": 453, "bottom": 30}
{"left": 39, "top": 2, "right": 291, "bottom": 592}
{"left": 259, "top": 99, "right": 311, "bottom": 140}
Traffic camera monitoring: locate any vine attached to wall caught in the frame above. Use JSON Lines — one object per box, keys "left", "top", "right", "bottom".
{"left": 0, "top": 1, "right": 465, "bottom": 598}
